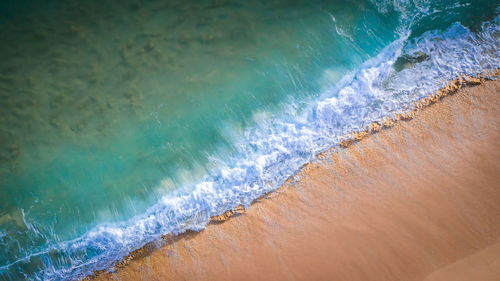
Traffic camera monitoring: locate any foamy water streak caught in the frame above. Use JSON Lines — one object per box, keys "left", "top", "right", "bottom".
{"left": 2, "top": 13, "right": 499, "bottom": 281}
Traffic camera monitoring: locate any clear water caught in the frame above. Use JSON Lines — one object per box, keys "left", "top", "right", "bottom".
{"left": 0, "top": 0, "right": 498, "bottom": 280}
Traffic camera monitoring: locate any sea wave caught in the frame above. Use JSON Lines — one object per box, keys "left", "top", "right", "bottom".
{"left": 1, "top": 10, "right": 499, "bottom": 281}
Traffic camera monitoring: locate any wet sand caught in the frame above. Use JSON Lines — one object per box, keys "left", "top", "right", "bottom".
{"left": 92, "top": 79, "right": 500, "bottom": 281}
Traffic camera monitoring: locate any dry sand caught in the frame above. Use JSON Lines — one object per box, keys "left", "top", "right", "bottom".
{"left": 91, "top": 80, "right": 500, "bottom": 281}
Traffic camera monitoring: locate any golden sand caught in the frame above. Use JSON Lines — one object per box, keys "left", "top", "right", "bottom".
{"left": 88, "top": 78, "right": 500, "bottom": 281}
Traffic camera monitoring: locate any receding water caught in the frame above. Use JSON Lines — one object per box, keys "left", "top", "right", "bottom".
{"left": 0, "top": 0, "right": 498, "bottom": 280}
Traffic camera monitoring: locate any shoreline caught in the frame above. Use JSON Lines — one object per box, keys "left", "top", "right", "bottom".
{"left": 87, "top": 75, "right": 500, "bottom": 281}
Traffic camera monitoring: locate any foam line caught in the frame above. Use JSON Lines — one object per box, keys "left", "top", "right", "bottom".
{"left": 2, "top": 14, "right": 499, "bottom": 281}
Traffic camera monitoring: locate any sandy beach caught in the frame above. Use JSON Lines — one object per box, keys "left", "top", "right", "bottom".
{"left": 90, "top": 79, "right": 500, "bottom": 281}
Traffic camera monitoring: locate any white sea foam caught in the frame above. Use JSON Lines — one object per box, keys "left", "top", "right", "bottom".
{"left": 2, "top": 15, "right": 499, "bottom": 281}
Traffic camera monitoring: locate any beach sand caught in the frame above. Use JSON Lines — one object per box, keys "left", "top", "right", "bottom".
{"left": 91, "top": 79, "right": 500, "bottom": 281}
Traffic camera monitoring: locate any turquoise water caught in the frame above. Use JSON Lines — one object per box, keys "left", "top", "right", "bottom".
{"left": 0, "top": 0, "right": 498, "bottom": 280}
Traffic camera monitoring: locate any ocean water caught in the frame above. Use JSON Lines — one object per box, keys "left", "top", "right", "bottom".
{"left": 0, "top": 0, "right": 498, "bottom": 280}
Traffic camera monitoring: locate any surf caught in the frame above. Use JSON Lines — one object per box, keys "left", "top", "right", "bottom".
{"left": 0, "top": 1, "right": 498, "bottom": 280}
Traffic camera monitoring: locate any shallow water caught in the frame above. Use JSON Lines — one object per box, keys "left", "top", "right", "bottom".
{"left": 0, "top": 0, "right": 498, "bottom": 280}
